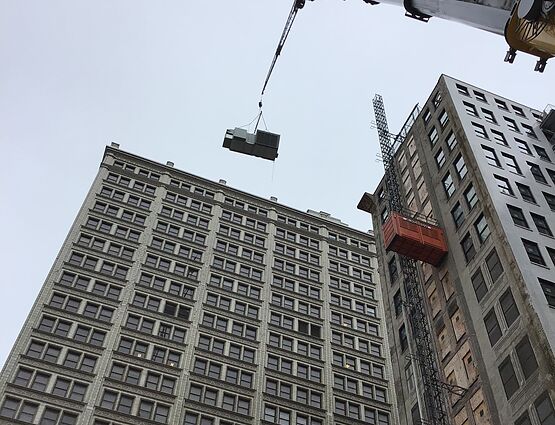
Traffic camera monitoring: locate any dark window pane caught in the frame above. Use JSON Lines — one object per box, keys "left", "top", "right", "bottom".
{"left": 484, "top": 309, "right": 502, "bottom": 346}
{"left": 516, "top": 336, "right": 538, "bottom": 379}
{"left": 500, "top": 289, "right": 519, "bottom": 327}
{"left": 472, "top": 269, "right": 488, "bottom": 302}
{"left": 498, "top": 356, "right": 519, "bottom": 399}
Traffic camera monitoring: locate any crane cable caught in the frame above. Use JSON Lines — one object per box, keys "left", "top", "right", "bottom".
{"left": 255, "top": 0, "right": 306, "bottom": 132}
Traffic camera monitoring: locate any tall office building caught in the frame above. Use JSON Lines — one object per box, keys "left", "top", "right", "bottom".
{"left": 0, "top": 145, "right": 394, "bottom": 425}
{"left": 361, "top": 75, "right": 555, "bottom": 425}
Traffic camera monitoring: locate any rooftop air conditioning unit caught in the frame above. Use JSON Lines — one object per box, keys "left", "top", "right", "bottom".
{"left": 223, "top": 128, "right": 280, "bottom": 161}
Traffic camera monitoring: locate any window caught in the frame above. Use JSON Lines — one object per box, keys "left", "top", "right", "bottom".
{"left": 531, "top": 213, "right": 553, "bottom": 236}
{"left": 539, "top": 278, "right": 555, "bottom": 307}
{"left": 433, "top": 91, "right": 442, "bottom": 108}
{"left": 516, "top": 183, "right": 536, "bottom": 203}
{"left": 494, "top": 175, "right": 514, "bottom": 196}
{"left": 495, "top": 98, "right": 508, "bottom": 110}
{"left": 435, "top": 149, "right": 446, "bottom": 168}
{"left": 393, "top": 291, "right": 402, "bottom": 317}
{"left": 529, "top": 162, "right": 548, "bottom": 184}
{"left": 70, "top": 382, "right": 87, "bottom": 401}
{"left": 511, "top": 105, "right": 525, "bottom": 117}
{"left": 454, "top": 155, "right": 467, "bottom": 179}
{"left": 491, "top": 129, "right": 507, "bottom": 145}
{"left": 442, "top": 173, "right": 455, "bottom": 198}
{"left": 451, "top": 202, "right": 464, "bottom": 229}
{"left": 445, "top": 131, "right": 457, "bottom": 151}
{"left": 532, "top": 111, "right": 543, "bottom": 121}
{"left": 399, "top": 325, "right": 408, "bottom": 351}
{"left": 482, "top": 145, "right": 500, "bottom": 166}
{"left": 507, "top": 205, "right": 528, "bottom": 227}
{"left": 473, "top": 90, "right": 487, "bottom": 102}
{"left": 32, "top": 373, "right": 50, "bottom": 392}
{"left": 472, "top": 269, "right": 488, "bottom": 302}
{"left": 423, "top": 108, "right": 432, "bottom": 124}
{"left": 138, "top": 400, "right": 155, "bottom": 420}
{"left": 510, "top": 135, "right": 529, "bottom": 153}
{"left": 484, "top": 309, "right": 502, "bottom": 346}
{"left": 459, "top": 187, "right": 476, "bottom": 211}
{"left": 388, "top": 258, "right": 398, "bottom": 282}
{"left": 438, "top": 110, "right": 449, "bottom": 129}
{"left": 0, "top": 397, "right": 20, "bottom": 419}
{"left": 504, "top": 117, "right": 519, "bottom": 132}
{"left": 474, "top": 214, "right": 490, "bottom": 243}
{"left": 348, "top": 402, "right": 360, "bottom": 419}
{"left": 548, "top": 247, "right": 555, "bottom": 267}
{"left": 380, "top": 209, "right": 389, "bottom": 224}
{"left": 188, "top": 385, "right": 202, "bottom": 402}
{"left": 13, "top": 368, "right": 33, "bottom": 387}
{"left": 40, "top": 408, "right": 77, "bottom": 425}
{"left": 428, "top": 127, "right": 439, "bottom": 146}
{"left": 535, "top": 392, "right": 555, "bottom": 425}
{"left": 544, "top": 192, "right": 555, "bottom": 210}
{"left": 522, "top": 239, "right": 545, "bottom": 265}
{"left": 461, "top": 233, "right": 476, "bottom": 262}
{"left": 263, "top": 406, "right": 277, "bottom": 423}
{"left": 500, "top": 289, "right": 519, "bottom": 327}
{"left": 335, "top": 399, "right": 347, "bottom": 416}
{"left": 482, "top": 108, "right": 497, "bottom": 124}
{"left": 516, "top": 412, "right": 532, "bottom": 425}
{"left": 472, "top": 123, "right": 488, "bottom": 139}
{"left": 463, "top": 101, "right": 478, "bottom": 117}
{"left": 548, "top": 169, "right": 555, "bottom": 185}
{"left": 516, "top": 336, "right": 538, "bottom": 379}
{"left": 486, "top": 249, "right": 503, "bottom": 283}
{"left": 52, "top": 378, "right": 71, "bottom": 397}
{"left": 18, "top": 401, "right": 38, "bottom": 422}
{"left": 499, "top": 356, "right": 519, "bottom": 399}
{"left": 25, "top": 341, "right": 44, "bottom": 359}
{"left": 456, "top": 84, "right": 469, "bottom": 96}
{"left": 116, "top": 393, "right": 135, "bottom": 415}
{"left": 534, "top": 145, "right": 551, "bottom": 162}
{"left": 503, "top": 154, "right": 521, "bottom": 174}
{"left": 522, "top": 123, "right": 537, "bottom": 139}
{"left": 204, "top": 389, "right": 217, "bottom": 406}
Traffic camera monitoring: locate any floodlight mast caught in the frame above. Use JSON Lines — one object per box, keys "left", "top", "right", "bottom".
{"left": 372, "top": 94, "right": 451, "bottom": 425}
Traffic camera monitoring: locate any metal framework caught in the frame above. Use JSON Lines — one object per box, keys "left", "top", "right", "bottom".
{"left": 372, "top": 94, "right": 450, "bottom": 425}
{"left": 260, "top": 0, "right": 306, "bottom": 97}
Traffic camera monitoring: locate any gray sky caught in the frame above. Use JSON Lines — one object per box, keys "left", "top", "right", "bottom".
{"left": 0, "top": 0, "right": 553, "bottom": 367}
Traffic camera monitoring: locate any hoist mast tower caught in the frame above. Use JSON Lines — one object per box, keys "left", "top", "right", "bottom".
{"left": 359, "top": 95, "right": 465, "bottom": 425}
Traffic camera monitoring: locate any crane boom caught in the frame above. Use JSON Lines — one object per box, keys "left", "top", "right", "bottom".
{"left": 260, "top": 0, "right": 307, "bottom": 97}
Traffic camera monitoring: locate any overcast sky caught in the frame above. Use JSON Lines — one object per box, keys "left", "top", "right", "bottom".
{"left": 0, "top": 0, "right": 553, "bottom": 367}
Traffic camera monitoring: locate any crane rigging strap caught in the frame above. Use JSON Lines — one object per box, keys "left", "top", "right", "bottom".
{"left": 253, "top": 103, "right": 268, "bottom": 133}
{"left": 238, "top": 111, "right": 262, "bottom": 129}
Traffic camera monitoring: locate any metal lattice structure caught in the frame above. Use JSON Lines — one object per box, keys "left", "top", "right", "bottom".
{"left": 372, "top": 94, "right": 450, "bottom": 425}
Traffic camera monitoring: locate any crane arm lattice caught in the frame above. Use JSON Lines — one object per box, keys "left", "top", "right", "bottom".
{"left": 260, "top": 0, "right": 306, "bottom": 97}
{"left": 372, "top": 95, "right": 404, "bottom": 213}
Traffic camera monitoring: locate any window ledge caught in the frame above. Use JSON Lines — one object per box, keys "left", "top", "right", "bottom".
{"left": 528, "top": 260, "right": 550, "bottom": 269}
{"left": 513, "top": 224, "right": 532, "bottom": 232}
